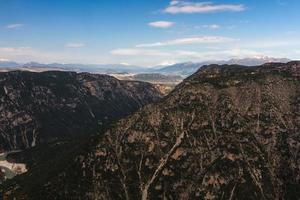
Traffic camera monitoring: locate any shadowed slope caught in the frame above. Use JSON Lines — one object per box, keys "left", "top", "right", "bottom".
{"left": 0, "top": 71, "right": 162, "bottom": 151}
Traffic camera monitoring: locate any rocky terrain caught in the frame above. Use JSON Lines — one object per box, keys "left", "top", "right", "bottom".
{"left": 1, "top": 62, "right": 300, "bottom": 199}
{"left": 0, "top": 71, "right": 162, "bottom": 151}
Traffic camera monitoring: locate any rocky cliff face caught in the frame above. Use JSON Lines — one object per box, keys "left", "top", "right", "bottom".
{"left": 0, "top": 71, "right": 162, "bottom": 151}
{"left": 2, "top": 62, "right": 300, "bottom": 199}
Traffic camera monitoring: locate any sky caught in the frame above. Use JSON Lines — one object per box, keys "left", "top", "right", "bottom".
{"left": 0, "top": 0, "right": 300, "bottom": 66}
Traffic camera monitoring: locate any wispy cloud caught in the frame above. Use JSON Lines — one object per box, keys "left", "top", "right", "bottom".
{"left": 164, "top": 1, "right": 245, "bottom": 14}
{"left": 277, "top": 0, "right": 287, "bottom": 6}
{"left": 0, "top": 46, "right": 31, "bottom": 52}
{"left": 65, "top": 43, "right": 86, "bottom": 48}
{"left": 149, "top": 21, "right": 175, "bottom": 28}
{"left": 171, "top": 49, "right": 263, "bottom": 60}
{"left": 110, "top": 48, "right": 171, "bottom": 56}
{"left": 241, "top": 39, "right": 300, "bottom": 49}
{"left": 202, "top": 24, "right": 220, "bottom": 30}
{"left": 110, "top": 47, "right": 267, "bottom": 62}
{"left": 136, "top": 36, "right": 237, "bottom": 47}
{"left": 157, "top": 60, "right": 178, "bottom": 66}
{"left": 0, "top": 46, "right": 51, "bottom": 61}
{"left": 0, "top": 58, "right": 10, "bottom": 62}
{"left": 5, "top": 23, "right": 24, "bottom": 29}
{"left": 181, "top": 48, "right": 272, "bottom": 61}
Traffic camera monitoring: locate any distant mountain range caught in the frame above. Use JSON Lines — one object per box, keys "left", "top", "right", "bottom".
{"left": 0, "top": 60, "right": 20, "bottom": 68}
{"left": 154, "top": 57, "right": 291, "bottom": 76}
{"left": 0, "top": 61, "right": 148, "bottom": 74}
{"left": 0, "top": 57, "right": 291, "bottom": 77}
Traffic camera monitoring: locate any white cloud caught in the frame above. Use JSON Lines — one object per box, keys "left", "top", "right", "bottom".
{"left": 110, "top": 48, "right": 171, "bottom": 56}
{"left": 149, "top": 21, "right": 175, "bottom": 28}
{"left": 110, "top": 46, "right": 267, "bottom": 63}
{"left": 136, "top": 36, "right": 237, "bottom": 47}
{"left": 0, "top": 47, "right": 32, "bottom": 52}
{"left": 157, "top": 60, "right": 178, "bottom": 66}
{"left": 0, "top": 58, "right": 10, "bottom": 62}
{"left": 241, "top": 39, "right": 300, "bottom": 49}
{"left": 221, "top": 48, "right": 263, "bottom": 58}
{"left": 203, "top": 24, "right": 220, "bottom": 30}
{"left": 170, "top": 1, "right": 180, "bottom": 6}
{"left": 120, "top": 62, "right": 131, "bottom": 66}
{"left": 175, "top": 50, "right": 203, "bottom": 57}
{"left": 164, "top": 1, "right": 245, "bottom": 14}
{"left": 65, "top": 43, "right": 86, "bottom": 48}
{"left": 5, "top": 23, "right": 24, "bottom": 29}
{"left": 171, "top": 48, "right": 266, "bottom": 61}
{"left": 0, "top": 46, "right": 71, "bottom": 63}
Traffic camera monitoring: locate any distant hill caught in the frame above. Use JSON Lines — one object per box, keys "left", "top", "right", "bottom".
{"left": 0, "top": 61, "right": 150, "bottom": 74}
{"left": 0, "top": 60, "right": 20, "bottom": 68}
{"left": 155, "top": 57, "right": 290, "bottom": 76}
{"left": 225, "top": 57, "right": 290, "bottom": 66}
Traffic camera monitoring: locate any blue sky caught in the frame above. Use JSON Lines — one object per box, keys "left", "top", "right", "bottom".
{"left": 0, "top": 0, "right": 299, "bottom": 66}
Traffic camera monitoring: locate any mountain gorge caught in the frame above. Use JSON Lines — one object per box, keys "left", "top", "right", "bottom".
{"left": 2, "top": 61, "right": 300, "bottom": 199}
{"left": 0, "top": 71, "right": 162, "bottom": 151}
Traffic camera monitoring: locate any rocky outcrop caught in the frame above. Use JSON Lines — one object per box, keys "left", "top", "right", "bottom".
{"left": 2, "top": 62, "right": 300, "bottom": 199}
{"left": 0, "top": 71, "right": 162, "bottom": 151}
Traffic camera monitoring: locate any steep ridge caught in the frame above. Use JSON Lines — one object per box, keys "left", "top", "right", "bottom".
{"left": 0, "top": 71, "right": 162, "bottom": 151}
{"left": 2, "top": 62, "right": 300, "bottom": 199}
